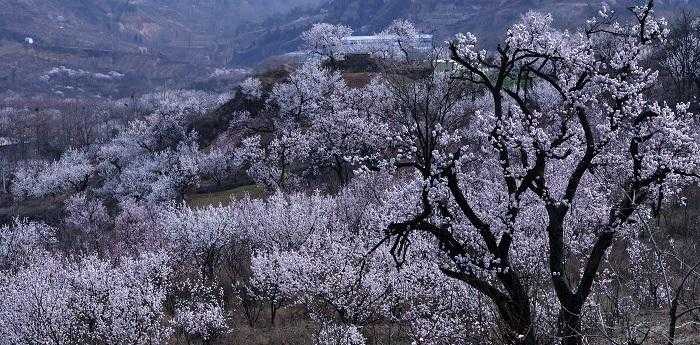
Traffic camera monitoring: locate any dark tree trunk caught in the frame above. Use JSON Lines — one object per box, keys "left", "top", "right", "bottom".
{"left": 270, "top": 301, "right": 278, "bottom": 327}
{"left": 495, "top": 299, "right": 537, "bottom": 345}
{"left": 558, "top": 305, "right": 583, "bottom": 345}
{"left": 667, "top": 301, "right": 678, "bottom": 345}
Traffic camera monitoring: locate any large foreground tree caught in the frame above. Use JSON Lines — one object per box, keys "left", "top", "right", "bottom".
{"left": 366, "top": 2, "right": 700, "bottom": 344}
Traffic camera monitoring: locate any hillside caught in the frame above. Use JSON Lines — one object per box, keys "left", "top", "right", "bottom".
{"left": 0, "top": 0, "right": 323, "bottom": 97}
{"left": 1, "top": 0, "right": 698, "bottom": 98}
{"left": 232, "top": 0, "right": 700, "bottom": 64}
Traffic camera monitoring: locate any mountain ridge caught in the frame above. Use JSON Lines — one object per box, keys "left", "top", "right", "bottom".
{"left": 1, "top": 0, "right": 698, "bottom": 97}
{"left": 232, "top": 0, "right": 700, "bottom": 65}
{"left": 0, "top": 0, "right": 323, "bottom": 97}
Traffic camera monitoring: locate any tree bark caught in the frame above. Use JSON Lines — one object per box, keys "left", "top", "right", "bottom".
{"left": 559, "top": 304, "right": 583, "bottom": 345}
{"left": 496, "top": 299, "right": 537, "bottom": 345}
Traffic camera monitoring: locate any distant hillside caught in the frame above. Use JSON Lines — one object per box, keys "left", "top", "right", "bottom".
{"left": 232, "top": 0, "right": 700, "bottom": 65}
{"left": 0, "top": 0, "right": 324, "bottom": 97}
{"left": 0, "top": 0, "right": 697, "bottom": 98}
{"left": 0, "top": 0, "right": 326, "bottom": 53}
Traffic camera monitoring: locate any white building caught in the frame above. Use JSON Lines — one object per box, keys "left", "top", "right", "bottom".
{"left": 340, "top": 34, "right": 433, "bottom": 55}
{"left": 434, "top": 59, "right": 467, "bottom": 76}
{"left": 0, "top": 137, "right": 15, "bottom": 147}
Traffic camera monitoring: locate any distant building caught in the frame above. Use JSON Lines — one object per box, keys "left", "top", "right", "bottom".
{"left": 434, "top": 59, "right": 466, "bottom": 76}
{"left": 0, "top": 137, "right": 36, "bottom": 162}
{"left": 281, "top": 51, "right": 310, "bottom": 64}
{"left": 340, "top": 34, "right": 433, "bottom": 56}
{"left": 0, "top": 137, "right": 13, "bottom": 147}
